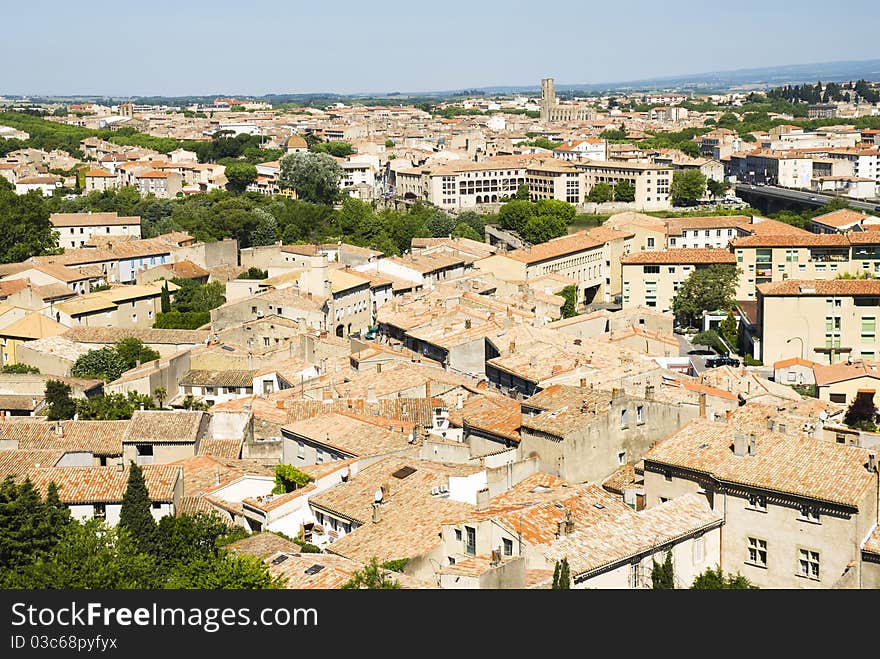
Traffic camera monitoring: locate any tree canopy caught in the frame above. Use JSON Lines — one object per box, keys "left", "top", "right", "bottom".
{"left": 672, "top": 265, "right": 738, "bottom": 325}
{"left": 670, "top": 169, "right": 707, "bottom": 206}
{"left": 279, "top": 151, "right": 342, "bottom": 204}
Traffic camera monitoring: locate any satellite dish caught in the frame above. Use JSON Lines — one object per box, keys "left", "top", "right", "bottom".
{"left": 374, "top": 488, "right": 383, "bottom": 503}
{"left": 819, "top": 411, "right": 828, "bottom": 420}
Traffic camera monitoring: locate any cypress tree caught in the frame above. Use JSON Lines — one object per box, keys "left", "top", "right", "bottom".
{"left": 552, "top": 558, "right": 571, "bottom": 589}
{"left": 651, "top": 550, "right": 675, "bottom": 589}
{"left": 160, "top": 283, "right": 171, "bottom": 314}
{"left": 119, "top": 462, "right": 158, "bottom": 556}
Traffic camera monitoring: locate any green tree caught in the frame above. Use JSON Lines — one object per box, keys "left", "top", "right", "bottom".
{"left": 552, "top": 558, "right": 571, "bottom": 589}
{"left": 707, "top": 178, "right": 731, "bottom": 198}
{"left": 279, "top": 151, "right": 342, "bottom": 204}
{"left": 0, "top": 477, "right": 71, "bottom": 576}
{"left": 587, "top": 182, "right": 613, "bottom": 203}
{"left": 451, "top": 222, "right": 482, "bottom": 241}
{"left": 522, "top": 214, "right": 568, "bottom": 244}
{"left": 224, "top": 161, "right": 258, "bottom": 193}
{"left": 160, "top": 283, "right": 171, "bottom": 313}
{"left": 44, "top": 380, "right": 77, "bottom": 420}
{"left": 560, "top": 285, "right": 578, "bottom": 318}
{"left": 614, "top": 179, "right": 636, "bottom": 202}
{"left": 843, "top": 393, "right": 877, "bottom": 431}
{"left": 164, "top": 553, "right": 284, "bottom": 589}
{"left": 691, "top": 566, "right": 757, "bottom": 589}
{"left": 0, "top": 183, "right": 58, "bottom": 263}
{"left": 497, "top": 199, "right": 535, "bottom": 234}
{"left": 238, "top": 267, "right": 268, "bottom": 279}
{"left": 341, "top": 556, "right": 401, "bottom": 589}
{"left": 154, "top": 310, "right": 210, "bottom": 329}
{"left": 250, "top": 207, "right": 279, "bottom": 246}
{"left": 720, "top": 310, "right": 739, "bottom": 353}
{"left": 384, "top": 139, "right": 395, "bottom": 148}
{"left": 311, "top": 141, "right": 354, "bottom": 158}
{"left": 71, "top": 347, "right": 128, "bottom": 381}
{"left": 670, "top": 169, "right": 707, "bottom": 206}
{"left": 535, "top": 198, "right": 576, "bottom": 223}
{"left": 153, "top": 386, "right": 167, "bottom": 409}
{"left": 651, "top": 551, "right": 675, "bottom": 589}
{"left": 514, "top": 183, "right": 530, "bottom": 200}
{"left": 1, "top": 363, "right": 39, "bottom": 374}
{"left": 75, "top": 391, "right": 155, "bottom": 420}
{"left": 272, "top": 464, "right": 311, "bottom": 494}
{"left": 115, "top": 338, "right": 160, "bottom": 370}
{"left": 119, "top": 463, "right": 159, "bottom": 557}
{"left": 672, "top": 265, "right": 738, "bottom": 326}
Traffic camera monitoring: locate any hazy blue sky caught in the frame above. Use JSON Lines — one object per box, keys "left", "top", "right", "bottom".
{"left": 2, "top": 0, "right": 878, "bottom": 96}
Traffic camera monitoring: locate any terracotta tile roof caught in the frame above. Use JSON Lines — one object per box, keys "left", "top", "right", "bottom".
{"left": 0, "top": 279, "right": 29, "bottom": 298}
{"left": 439, "top": 553, "right": 520, "bottom": 577}
{"left": 0, "top": 449, "right": 64, "bottom": 478}
{"left": 811, "top": 208, "right": 871, "bottom": 228}
{"left": 665, "top": 215, "right": 751, "bottom": 235}
{"left": 197, "top": 438, "right": 243, "bottom": 460}
{"left": 180, "top": 369, "right": 255, "bottom": 388}
{"left": 167, "top": 454, "right": 275, "bottom": 497}
{"left": 282, "top": 413, "right": 413, "bottom": 458}
{"left": 545, "top": 493, "right": 722, "bottom": 578}
{"left": 644, "top": 419, "right": 876, "bottom": 507}
{"left": 506, "top": 231, "right": 603, "bottom": 265}
{"left": 864, "top": 526, "right": 880, "bottom": 555}
{"left": 29, "top": 464, "right": 180, "bottom": 503}
{"left": 520, "top": 386, "right": 614, "bottom": 437}
{"left": 0, "top": 419, "right": 126, "bottom": 455}
{"left": 757, "top": 279, "right": 880, "bottom": 296}
{"left": 813, "top": 361, "right": 880, "bottom": 386}
{"left": 601, "top": 464, "right": 639, "bottom": 495}
{"left": 63, "top": 326, "right": 209, "bottom": 345}
{"left": 620, "top": 248, "right": 736, "bottom": 265}
{"left": 226, "top": 532, "right": 300, "bottom": 560}
{"left": 122, "top": 410, "right": 207, "bottom": 444}
{"left": 449, "top": 393, "right": 521, "bottom": 441}
{"left": 50, "top": 212, "right": 140, "bottom": 228}
{"left": 0, "top": 395, "right": 41, "bottom": 411}
{"left": 773, "top": 357, "right": 821, "bottom": 369}
{"left": 0, "top": 313, "right": 67, "bottom": 340}
{"left": 747, "top": 218, "right": 812, "bottom": 236}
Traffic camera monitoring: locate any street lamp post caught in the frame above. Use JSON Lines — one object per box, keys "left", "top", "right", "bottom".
{"left": 786, "top": 336, "right": 804, "bottom": 361}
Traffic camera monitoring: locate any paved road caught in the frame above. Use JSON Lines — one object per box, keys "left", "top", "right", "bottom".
{"left": 735, "top": 183, "right": 880, "bottom": 213}
{"left": 674, "top": 332, "right": 714, "bottom": 375}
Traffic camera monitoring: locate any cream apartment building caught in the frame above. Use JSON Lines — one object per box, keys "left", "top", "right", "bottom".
{"left": 476, "top": 227, "right": 633, "bottom": 308}
{"left": 50, "top": 212, "right": 142, "bottom": 249}
{"left": 525, "top": 160, "right": 582, "bottom": 203}
{"left": 620, "top": 249, "right": 736, "bottom": 312}
{"left": 576, "top": 161, "right": 672, "bottom": 210}
{"left": 757, "top": 279, "right": 880, "bottom": 366}
{"left": 732, "top": 233, "right": 879, "bottom": 301}
{"left": 52, "top": 284, "right": 166, "bottom": 330}
{"left": 643, "top": 420, "right": 879, "bottom": 589}
{"left": 395, "top": 160, "right": 527, "bottom": 209}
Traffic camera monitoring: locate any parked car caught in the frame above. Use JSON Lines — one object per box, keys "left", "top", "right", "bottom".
{"left": 705, "top": 355, "right": 741, "bottom": 368}
{"left": 688, "top": 349, "right": 715, "bottom": 356}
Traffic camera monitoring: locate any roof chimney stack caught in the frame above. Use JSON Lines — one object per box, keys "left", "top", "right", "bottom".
{"left": 475, "top": 487, "right": 490, "bottom": 511}
{"left": 699, "top": 392, "right": 707, "bottom": 419}
{"left": 371, "top": 502, "right": 381, "bottom": 523}
{"left": 747, "top": 433, "right": 757, "bottom": 457}
{"left": 868, "top": 452, "right": 877, "bottom": 473}
{"left": 733, "top": 432, "right": 748, "bottom": 456}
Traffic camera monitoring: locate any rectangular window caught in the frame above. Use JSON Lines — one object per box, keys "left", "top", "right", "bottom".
{"left": 465, "top": 526, "right": 476, "bottom": 556}
{"left": 798, "top": 549, "right": 820, "bottom": 580}
{"left": 747, "top": 537, "right": 767, "bottom": 568}
{"left": 636, "top": 405, "right": 644, "bottom": 424}
{"left": 693, "top": 533, "right": 705, "bottom": 563}
{"left": 455, "top": 528, "right": 462, "bottom": 542}
{"left": 617, "top": 450, "right": 627, "bottom": 465}
{"left": 747, "top": 493, "right": 767, "bottom": 512}
{"left": 621, "top": 409, "right": 629, "bottom": 428}
{"left": 297, "top": 440, "right": 304, "bottom": 459}
{"left": 799, "top": 504, "right": 820, "bottom": 524}
{"left": 629, "top": 562, "right": 642, "bottom": 588}
{"left": 647, "top": 237, "right": 655, "bottom": 247}
{"left": 93, "top": 503, "right": 106, "bottom": 520}
{"left": 503, "top": 538, "right": 513, "bottom": 556}
{"left": 830, "top": 393, "right": 847, "bottom": 404}
{"left": 643, "top": 265, "right": 660, "bottom": 274}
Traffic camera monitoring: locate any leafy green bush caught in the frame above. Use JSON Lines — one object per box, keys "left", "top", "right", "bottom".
{"left": 272, "top": 464, "right": 311, "bottom": 494}
{"left": 154, "top": 311, "right": 210, "bottom": 329}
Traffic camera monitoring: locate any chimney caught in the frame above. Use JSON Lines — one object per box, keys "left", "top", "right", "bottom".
{"left": 581, "top": 398, "right": 590, "bottom": 414}
{"left": 465, "top": 318, "right": 471, "bottom": 329}
{"left": 766, "top": 417, "right": 774, "bottom": 431}
{"left": 645, "top": 384, "right": 655, "bottom": 400}
{"left": 747, "top": 433, "right": 757, "bottom": 457}
{"left": 366, "top": 387, "right": 377, "bottom": 403}
{"left": 475, "top": 487, "right": 490, "bottom": 511}
{"left": 733, "top": 432, "right": 748, "bottom": 456}
{"left": 550, "top": 364, "right": 562, "bottom": 376}
{"left": 699, "top": 392, "right": 707, "bottom": 419}
{"left": 372, "top": 502, "right": 381, "bottom": 523}
{"left": 54, "top": 422, "right": 64, "bottom": 437}
{"left": 322, "top": 388, "right": 332, "bottom": 402}
{"left": 611, "top": 387, "right": 624, "bottom": 400}
{"left": 275, "top": 400, "right": 284, "bottom": 409}
{"left": 868, "top": 452, "right": 876, "bottom": 473}
{"left": 573, "top": 338, "right": 582, "bottom": 346}
{"left": 579, "top": 377, "right": 587, "bottom": 388}
{"left": 456, "top": 392, "right": 464, "bottom": 410}
{"left": 509, "top": 340, "right": 516, "bottom": 354}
